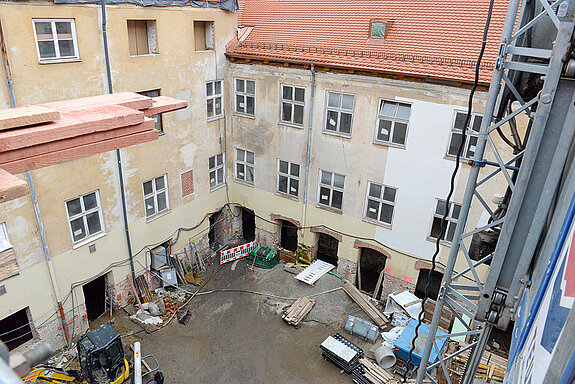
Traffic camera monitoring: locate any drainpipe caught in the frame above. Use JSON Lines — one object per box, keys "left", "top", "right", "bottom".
{"left": 301, "top": 65, "right": 316, "bottom": 233}
{"left": 100, "top": 0, "right": 138, "bottom": 287}
{"left": 0, "top": 21, "right": 71, "bottom": 346}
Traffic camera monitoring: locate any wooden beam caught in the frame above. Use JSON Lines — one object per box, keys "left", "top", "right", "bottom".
{"left": 0, "top": 167, "right": 27, "bottom": 203}
{"left": 0, "top": 105, "right": 60, "bottom": 131}
{"left": 1, "top": 127, "right": 158, "bottom": 174}
{"left": 143, "top": 96, "right": 188, "bottom": 117}
{"left": 0, "top": 105, "right": 144, "bottom": 152}
{"left": 0, "top": 119, "right": 154, "bottom": 164}
{"left": 41, "top": 92, "right": 153, "bottom": 113}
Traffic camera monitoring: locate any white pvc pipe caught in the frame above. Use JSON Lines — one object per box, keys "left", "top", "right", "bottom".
{"left": 133, "top": 342, "right": 142, "bottom": 384}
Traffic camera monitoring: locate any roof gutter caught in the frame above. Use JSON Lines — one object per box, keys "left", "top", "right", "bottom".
{"left": 301, "top": 64, "right": 315, "bottom": 233}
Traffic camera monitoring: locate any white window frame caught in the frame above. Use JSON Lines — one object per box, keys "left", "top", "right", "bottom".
{"left": 324, "top": 91, "right": 355, "bottom": 137}
{"left": 235, "top": 148, "right": 254, "bottom": 185}
{"left": 280, "top": 84, "right": 305, "bottom": 126}
{"left": 429, "top": 199, "right": 462, "bottom": 244}
{"left": 209, "top": 153, "right": 226, "bottom": 190}
{"left": 65, "top": 191, "right": 105, "bottom": 244}
{"left": 32, "top": 19, "right": 80, "bottom": 63}
{"left": 143, "top": 174, "right": 170, "bottom": 219}
{"left": 206, "top": 80, "right": 224, "bottom": 121}
{"left": 0, "top": 223, "right": 12, "bottom": 252}
{"left": 234, "top": 78, "right": 256, "bottom": 117}
{"left": 318, "top": 170, "right": 345, "bottom": 211}
{"left": 447, "top": 111, "right": 483, "bottom": 160}
{"left": 277, "top": 159, "right": 300, "bottom": 198}
{"left": 374, "top": 99, "right": 411, "bottom": 147}
{"left": 364, "top": 182, "right": 397, "bottom": 226}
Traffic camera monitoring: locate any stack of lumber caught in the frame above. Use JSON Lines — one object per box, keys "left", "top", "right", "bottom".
{"left": 343, "top": 280, "right": 388, "bottom": 327}
{"left": 282, "top": 296, "right": 315, "bottom": 326}
{"left": 451, "top": 349, "right": 507, "bottom": 383}
{"left": 353, "top": 358, "right": 397, "bottom": 384}
{"left": 423, "top": 299, "right": 454, "bottom": 332}
{"left": 0, "top": 92, "right": 186, "bottom": 203}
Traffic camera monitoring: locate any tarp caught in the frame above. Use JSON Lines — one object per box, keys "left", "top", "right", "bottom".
{"left": 53, "top": 0, "right": 237, "bottom": 11}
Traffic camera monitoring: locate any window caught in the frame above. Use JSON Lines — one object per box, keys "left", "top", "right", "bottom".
{"left": 235, "top": 148, "right": 254, "bottom": 184}
{"left": 33, "top": 19, "right": 79, "bottom": 62}
{"left": 318, "top": 170, "right": 345, "bottom": 210}
{"left": 429, "top": 199, "right": 462, "bottom": 243}
{"left": 194, "top": 21, "right": 214, "bottom": 51}
{"left": 235, "top": 79, "right": 255, "bottom": 116}
{"left": 277, "top": 160, "right": 300, "bottom": 198}
{"left": 138, "top": 90, "right": 163, "bottom": 133}
{"left": 206, "top": 80, "right": 223, "bottom": 120}
{"left": 364, "top": 182, "right": 397, "bottom": 225}
{"left": 209, "top": 153, "right": 225, "bottom": 190}
{"left": 0, "top": 223, "right": 11, "bottom": 252}
{"left": 281, "top": 85, "right": 305, "bottom": 126}
{"left": 371, "top": 22, "right": 387, "bottom": 39}
{"left": 127, "top": 20, "right": 158, "bottom": 56}
{"left": 447, "top": 111, "right": 483, "bottom": 160}
{"left": 66, "top": 191, "right": 104, "bottom": 243}
{"left": 375, "top": 100, "right": 411, "bottom": 146}
{"left": 143, "top": 175, "right": 169, "bottom": 218}
{"left": 325, "top": 91, "right": 355, "bottom": 136}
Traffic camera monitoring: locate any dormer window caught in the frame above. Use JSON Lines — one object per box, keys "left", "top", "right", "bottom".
{"left": 370, "top": 21, "right": 387, "bottom": 39}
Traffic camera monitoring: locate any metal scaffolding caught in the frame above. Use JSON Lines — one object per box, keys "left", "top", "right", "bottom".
{"left": 415, "top": 0, "right": 575, "bottom": 383}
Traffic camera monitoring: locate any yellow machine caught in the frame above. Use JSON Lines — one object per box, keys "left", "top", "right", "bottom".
{"left": 23, "top": 323, "right": 130, "bottom": 384}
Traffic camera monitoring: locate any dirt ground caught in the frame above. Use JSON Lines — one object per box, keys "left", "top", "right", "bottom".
{"left": 112, "top": 259, "right": 376, "bottom": 384}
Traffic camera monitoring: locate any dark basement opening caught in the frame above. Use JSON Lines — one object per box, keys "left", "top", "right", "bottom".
{"left": 316, "top": 233, "right": 339, "bottom": 266}
{"left": 209, "top": 209, "right": 224, "bottom": 250}
{"left": 82, "top": 274, "right": 106, "bottom": 322}
{"left": 357, "top": 247, "right": 387, "bottom": 294}
{"left": 0, "top": 307, "right": 33, "bottom": 350}
{"left": 242, "top": 207, "right": 256, "bottom": 242}
{"left": 414, "top": 268, "right": 444, "bottom": 301}
{"left": 280, "top": 220, "right": 298, "bottom": 252}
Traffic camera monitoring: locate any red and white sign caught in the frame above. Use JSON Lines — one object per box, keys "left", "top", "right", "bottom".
{"left": 220, "top": 241, "right": 256, "bottom": 264}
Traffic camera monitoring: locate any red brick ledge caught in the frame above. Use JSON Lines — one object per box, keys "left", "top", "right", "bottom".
{"left": 270, "top": 214, "right": 301, "bottom": 229}
{"left": 309, "top": 226, "right": 343, "bottom": 242}
{"left": 414, "top": 260, "right": 445, "bottom": 274}
{"left": 353, "top": 239, "right": 391, "bottom": 259}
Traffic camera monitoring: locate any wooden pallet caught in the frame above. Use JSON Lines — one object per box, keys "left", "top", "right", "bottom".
{"left": 343, "top": 281, "right": 388, "bottom": 327}
{"left": 282, "top": 296, "right": 315, "bottom": 326}
{"left": 359, "top": 358, "right": 396, "bottom": 383}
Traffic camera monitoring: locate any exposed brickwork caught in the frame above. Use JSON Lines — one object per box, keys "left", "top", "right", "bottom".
{"left": 181, "top": 169, "right": 194, "bottom": 197}
{"left": 337, "top": 258, "right": 357, "bottom": 282}
{"left": 255, "top": 227, "right": 278, "bottom": 248}
{"left": 310, "top": 226, "right": 343, "bottom": 242}
{"left": 353, "top": 239, "right": 391, "bottom": 259}
{"left": 270, "top": 214, "right": 301, "bottom": 228}
{"left": 414, "top": 260, "right": 445, "bottom": 273}
{"left": 381, "top": 273, "right": 416, "bottom": 298}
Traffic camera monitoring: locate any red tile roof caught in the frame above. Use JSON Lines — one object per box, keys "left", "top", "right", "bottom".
{"left": 227, "top": 0, "right": 509, "bottom": 85}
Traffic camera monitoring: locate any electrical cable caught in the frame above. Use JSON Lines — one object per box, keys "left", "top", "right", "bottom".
{"left": 404, "top": 0, "right": 496, "bottom": 382}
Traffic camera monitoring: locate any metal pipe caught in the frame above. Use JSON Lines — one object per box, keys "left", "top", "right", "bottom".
{"left": 100, "top": 0, "right": 137, "bottom": 287}
{"left": 301, "top": 65, "right": 316, "bottom": 232}
{"left": 133, "top": 342, "right": 142, "bottom": 384}
{"left": 414, "top": 0, "right": 522, "bottom": 382}
{"left": 0, "top": 357, "right": 23, "bottom": 384}
{"left": 0, "top": 17, "right": 71, "bottom": 347}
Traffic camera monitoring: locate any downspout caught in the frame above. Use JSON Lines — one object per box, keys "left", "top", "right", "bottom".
{"left": 301, "top": 65, "right": 316, "bottom": 233}
{"left": 100, "top": 0, "right": 138, "bottom": 287}
{"left": 0, "top": 21, "right": 71, "bottom": 346}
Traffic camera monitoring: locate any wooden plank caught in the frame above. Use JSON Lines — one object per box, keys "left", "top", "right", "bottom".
{"left": 0, "top": 168, "right": 27, "bottom": 203}
{"left": 0, "top": 119, "right": 154, "bottom": 164}
{"left": 1, "top": 127, "right": 158, "bottom": 174}
{"left": 0, "top": 105, "right": 145, "bottom": 152}
{"left": 343, "top": 280, "right": 387, "bottom": 327}
{"left": 0, "top": 105, "right": 60, "bottom": 131}
{"left": 0, "top": 248, "right": 19, "bottom": 281}
{"left": 372, "top": 269, "right": 384, "bottom": 299}
{"left": 144, "top": 96, "right": 188, "bottom": 117}
{"left": 41, "top": 92, "right": 153, "bottom": 113}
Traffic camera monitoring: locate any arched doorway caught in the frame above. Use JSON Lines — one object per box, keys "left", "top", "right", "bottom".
{"left": 279, "top": 220, "right": 298, "bottom": 252}
{"left": 241, "top": 207, "right": 256, "bottom": 242}
{"left": 357, "top": 247, "right": 387, "bottom": 294}
{"left": 316, "top": 233, "right": 339, "bottom": 266}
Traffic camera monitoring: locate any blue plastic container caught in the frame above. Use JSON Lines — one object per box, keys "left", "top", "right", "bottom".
{"left": 393, "top": 318, "right": 448, "bottom": 366}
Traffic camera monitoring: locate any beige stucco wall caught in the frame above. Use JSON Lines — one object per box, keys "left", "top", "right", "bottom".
{"left": 0, "top": 1, "right": 236, "bottom": 350}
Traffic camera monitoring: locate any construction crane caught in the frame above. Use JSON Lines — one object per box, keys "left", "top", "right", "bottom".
{"left": 414, "top": 0, "right": 575, "bottom": 383}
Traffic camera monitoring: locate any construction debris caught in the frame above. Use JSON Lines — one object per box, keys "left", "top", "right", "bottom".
{"left": 295, "top": 260, "right": 335, "bottom": 285}
{"left": 282, "top": 296, "right": 315, "bottom": 327}
{"left": 342, "top": 281, "right": 388, "bottom": 327}
{"left": 353, "top": 358, "right": 397, "bottom": 384}
{"left": 320, "top": 334, "right": 364, "bottom": 373}
{"left": 344, "top": 315, "right": 379, "bottom": 343}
